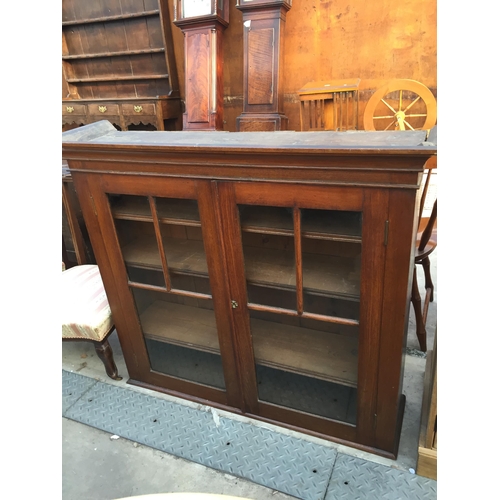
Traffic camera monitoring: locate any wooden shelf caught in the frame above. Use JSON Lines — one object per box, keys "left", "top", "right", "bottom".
{"left": 62, "top": 48, "right": 165, "bottom": 60}
{"left": 121, "top": 236, "right": 360, "bottom": 299}
{"left": 62, "top": 10, "right": 160, "bottom": 26}
{"left": 112, "top": 197, "right": 201, "bottom": 226}
{"left": 141, "top": 301, "right": 358, "bottom": 387}
{"left": 122, "top": 237, "right": 208, "bottom": 279}
{"left": 113, "top": 199, "right": 361, "bottom": 242}
{"left": 67, "top": 74, "right": 169, "bottom": 84}
{"left": 240, "top": 206, "right": 362, "bottom": 242}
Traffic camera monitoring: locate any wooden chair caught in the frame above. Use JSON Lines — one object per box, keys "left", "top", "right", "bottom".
{"left": 411, "top": 153, "right": 437, "bottom": 352}
{"left": 62, "top": 164, "right": 121, "bottom": 380}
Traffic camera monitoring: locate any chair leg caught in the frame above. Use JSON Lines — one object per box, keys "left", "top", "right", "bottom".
{"left": 411, "top": 266, "right": 427, "bottom": 352}
{"left": 421, "top": 256, "right": 434, "bottom": 303}
{"left": 94, "top": 339, "right": 122, "bottom": 381}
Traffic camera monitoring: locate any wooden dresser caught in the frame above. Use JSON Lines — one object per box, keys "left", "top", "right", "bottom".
{"left": 62, "top": 120, "right": 436, "bottom": 459}
{"left": 62, "top": 0, "right": 181, "bottom": 131}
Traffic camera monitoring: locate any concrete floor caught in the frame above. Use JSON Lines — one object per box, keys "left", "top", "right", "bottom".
{"left": 62, "top": 250, "right": 437, "bottom": 500}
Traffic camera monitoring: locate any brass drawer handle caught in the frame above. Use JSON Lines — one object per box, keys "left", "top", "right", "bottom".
{"left": 66, "top": 106, "right": 74, "bottom": 113}
{"left": 134, "top": 105, "right": 143, "bottom": 113}
{"left": 98, "top": 106, "right": 107, "bottom": 113}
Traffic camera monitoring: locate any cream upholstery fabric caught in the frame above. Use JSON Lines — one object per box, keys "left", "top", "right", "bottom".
{"left": 62, "top": 265, "right": 113, "bottom": 341}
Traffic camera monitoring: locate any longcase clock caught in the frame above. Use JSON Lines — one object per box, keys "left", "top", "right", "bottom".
{"left": 173, "top": 0, "right": 229, "bottom": 130}
{"left": 236, "top": 0, "right": 292, "bottom": 131}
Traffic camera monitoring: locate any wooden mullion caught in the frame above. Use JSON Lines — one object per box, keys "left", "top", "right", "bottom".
{"left": 170, "top": 288, "right": 212, "bottom": 300}
{"left": 128, "top": 280, "right": 212, "bottom": 301}
{"left": 148, "top": 196, "right": 172, "bottom": 291}
{"left": 247, "top": 303, "right": 359, "bottom": 327}
{"left": 294, "top": 206, "right": 303, "bottom": 315}
{"left": 128, "top": 281, "right": 167, "bottom": 293}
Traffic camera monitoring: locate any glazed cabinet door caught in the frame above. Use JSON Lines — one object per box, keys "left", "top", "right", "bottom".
{"left": 74, "top": 172, "right": 241, "bottom": 408}
{"left": 218, "top": 181, "right": 391, "bottom": 448}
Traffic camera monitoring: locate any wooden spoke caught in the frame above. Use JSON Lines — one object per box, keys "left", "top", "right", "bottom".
{"left": 381, "top": 99, "right": 397, "bottom": 114}
{"left": 384, "top": 120, "right": 396, "bottom": 131}
{"left": 399, "top": 90, "right": 403, "bottom": 112}
{"left": 403, "top": 120, "right": 415, "bottom": 131}
{"left": 373, "top": 115, "right": 396, "bottom": 119}
{"left": 403, "top": 95, "right": 421, "bottom": 114}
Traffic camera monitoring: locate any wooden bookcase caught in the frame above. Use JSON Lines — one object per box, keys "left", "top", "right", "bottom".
{"left": 62, "top": 0, "right": 181, "bottom": 131}
{"left": 62, "top": 120, "right": 436, "bottom": 459}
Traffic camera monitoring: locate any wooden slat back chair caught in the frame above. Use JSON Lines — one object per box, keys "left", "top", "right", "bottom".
{"left": 411, "top": 148, "right": 437, "bottom": 352}
{"left": 62, "top": 165, "right": 121, "bottom": 380}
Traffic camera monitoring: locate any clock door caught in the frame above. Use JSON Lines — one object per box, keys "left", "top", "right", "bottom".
{"left": 173, "top": 0, "right": 229, "bottom": 130}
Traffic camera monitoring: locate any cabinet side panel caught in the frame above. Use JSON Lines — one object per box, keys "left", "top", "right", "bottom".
{"left": 356, "top": 189, "right": 389, "bottom": 447}
{"left": 375, "top": 188, "right": 418, "bottom": 454}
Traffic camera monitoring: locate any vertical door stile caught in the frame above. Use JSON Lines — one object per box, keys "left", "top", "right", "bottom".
{"left": 216, "top": 181, "right": 260, "bottom": 414}
{"left": 197, "top": 180, "right": 244, "bottom": 409}
{"left": 293, "top": 206, "right": 303, "bottom": 315}
{"left": 149, "top": 195, "right": 172, "bottom": 291}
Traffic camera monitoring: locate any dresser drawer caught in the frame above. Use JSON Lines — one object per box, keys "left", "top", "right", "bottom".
{"left": 88, "top": 103, "right": 120, "bottom": 115}
{"left": 121, "top": 103, "right": 156, "bottom": 115}
{"left": 62, "top": 104, "right": 86, "bottom": 115}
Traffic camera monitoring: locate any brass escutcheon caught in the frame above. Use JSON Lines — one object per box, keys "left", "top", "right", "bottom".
{"left": 66, "top": 106, "right": 74, "bottom": 113}
{"left": 134, "top": 105, "right": 143, "bottom": 113}
{"left": 98, "top": 106, "right": 107, "bottom": 113}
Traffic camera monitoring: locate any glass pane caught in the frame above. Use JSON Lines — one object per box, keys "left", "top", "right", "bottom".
{"left": 250, "top": 309, "right": 358, "bottom": 424}
{"left": 109, "top": 195, "right": 211, "bottom": 294}
{"left": 110, "top": 194, "right": 165, "bottom": 287}
{"left": 158, "top": 222, "right": 211, "bottom": 295}
{"left": 302, "top": 209, "right": 361, "bottom": 321}
{"left": 132, "top": 287, "right": 225, "bottom": 389}
{"left": 302, "top": 209, "right": 362, "bottom": 238}
{"left": 239, "top": 205, "right": 295, "bottom": 309}
{"left": 240, "top": 205, "right": 361, "bottom": 424}
{"left": 110, "top": 193, "right": 222, "bottom": 389}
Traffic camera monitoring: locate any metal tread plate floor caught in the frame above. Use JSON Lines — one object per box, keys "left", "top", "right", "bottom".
{"left": 62, "top": 370, "right": 437, "bottom": 500}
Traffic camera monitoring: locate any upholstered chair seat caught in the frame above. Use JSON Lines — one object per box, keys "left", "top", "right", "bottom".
{"left": 62, "top": 264, "right": 121, "bottom": 380}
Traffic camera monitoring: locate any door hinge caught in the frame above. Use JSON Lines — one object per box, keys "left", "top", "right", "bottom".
{"left": 384, "top": 220, "right": 389, "bottom": 246}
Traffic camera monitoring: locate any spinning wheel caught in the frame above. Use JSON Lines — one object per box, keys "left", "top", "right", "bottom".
{"left": 363, "top": 79, "right": 437, "bottom": 131}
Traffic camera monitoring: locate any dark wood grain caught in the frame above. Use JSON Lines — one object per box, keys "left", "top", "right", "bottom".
{"left": 64, "top": 122, "right": 434, "bottom": 458}
{"left": 247, "top": 28, "right": 274, "bottom": 105}
{"left": 355, "top": 188, "right": 389, "bottom": 447}
{"left": 236, "top": 1, "right": 291, "bottom": 130}
{"left": 375, "top": 188, "right": 418, "bottom": 455}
